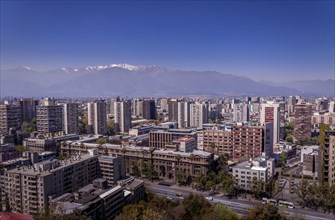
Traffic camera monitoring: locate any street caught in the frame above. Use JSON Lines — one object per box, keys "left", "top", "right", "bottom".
{"left": 145, "top": 182, "right": 334, "bottom": 220}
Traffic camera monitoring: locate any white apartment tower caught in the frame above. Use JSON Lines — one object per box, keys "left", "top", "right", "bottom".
{"left": 178, "top": 101, "right": 190, "bottom": 128}
{"left": 190, "top": 103, "right": 208, "bottom": 129}
{"left": 88, "top": 101, "right": 107, "bottom": 135}
{"left": 233, "top": 103, "right": 249, "bottom": 122}
{"left": 114, "top": 99, "right": 131, "bottom": 133}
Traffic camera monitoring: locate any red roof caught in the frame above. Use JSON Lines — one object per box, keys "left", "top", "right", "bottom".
{"left": 0, "top": 212, "right": 33, "bottom": 220}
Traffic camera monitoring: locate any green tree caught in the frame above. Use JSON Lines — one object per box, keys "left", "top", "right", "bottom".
{"left": 95, "top": 138, "right": 107, "bottom": 145}
{"left": 285, "top": 135, "right": 293, "bottom": 143}
{"left": 245, "top": 204, "right": 285, "bottom": 220}
{"left": 280, "top": 152, "right": 288, "bottom": 164}
{"left": 35, "top": 209, "right": 91, "bottom": 220}
{"left": 204, "top": 204, "right": 240, "bottom": 220}
{"left": 15, "top": 145, "right": 28, "bottom": 157}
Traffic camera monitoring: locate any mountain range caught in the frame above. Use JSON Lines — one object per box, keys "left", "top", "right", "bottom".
{"left": 0, "top": 64, "right": 333, "bottom": 97}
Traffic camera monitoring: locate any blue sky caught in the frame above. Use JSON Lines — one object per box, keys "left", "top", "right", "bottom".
{"left": 1, "top": 0, "right": 334, "bottom": 82}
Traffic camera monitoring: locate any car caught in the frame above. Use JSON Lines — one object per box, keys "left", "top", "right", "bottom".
{"left": 166, "top": 196, "right": 173, "bottom": 200}
{"left": 205, "top": 196, "right": 213, "bottom": 201}
{"left": 176, "top": 193, "right": 182, "bottom": 197}
{"left": 179, "top": 196, "right": 184, "bottom": 200}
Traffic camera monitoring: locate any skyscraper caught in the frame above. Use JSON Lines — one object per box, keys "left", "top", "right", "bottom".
{"left": 260, "top": 102, "right": 280, "bottom": 145}
{"left": 88, "top": 101, "right": 107, "bottom": 135}
{"left": 114, "top": 99, "right": 131, "bottom": 133}
{"left": 63, "top": 103, "right": 79, "bottom": 134}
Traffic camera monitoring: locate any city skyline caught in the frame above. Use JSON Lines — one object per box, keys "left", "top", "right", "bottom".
{"left": 1, "top": 1, "right": 334, "bottom": 82}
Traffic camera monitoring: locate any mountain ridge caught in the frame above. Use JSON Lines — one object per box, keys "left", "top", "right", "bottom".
{"left": 1, "top": 63, "right": 329, "bottom": 97}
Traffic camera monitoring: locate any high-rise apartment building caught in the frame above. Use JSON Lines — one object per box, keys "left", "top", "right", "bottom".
{"left": 202, "top": 123, "right": 273, "bottom": 159}
{"left": 4, "top": 150, "right": 127, "bottom": 216}
{"left": 287, "top": 96, "right": 296, "bottom": 116}
{"left": 63, "top": 103, "right": 79, "bottom": 134}
{"left": 294, "top": 103, "right": 312, "bottom": 141}
{"left": 233, "top": 103, "right": 249, "bottom": 122}
{"left": 0, "top": 104, "right": 21, "bottom": 135}
{"left": 88, "top": 101, "right": 107, "bottom": 135}
{"left": 36, "top": 105, "right": 63, "bottom": 134}
{"left": 18, "top": 98, "right": 39, "bottom": 123}
{"left": 168, "top": 99, "right": 178, "bottom": 122}
{"left": 190, "top": 103, "right": 208, "bottom": 129}
{"left": 114, "top": 99, "right": 131, "bottom": 133}
{"left": 260, "top": 102, "right": 280, "bottom": 145}
{"left": 177, "top": 101, "right": 190, "bottom": 128}
{"left": 142, "top": 99, "right": 156, "bottom": 120}
{"left": 323, "top": 131, "right": 335, "bottom": 186}
{"left": 159, "top": 98, "right": 169, "bottom": 112}
{"left": 4, "top": 153, "right": 100, "bottom": 215}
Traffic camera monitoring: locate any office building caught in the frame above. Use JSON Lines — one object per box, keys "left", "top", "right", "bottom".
{"left": 149, "top": 129, "right": 197, "bottom": 149}
{"left": 260, "top": 102, "right": 280, "bottom": 145}
{"left": 88, "top": 101, "right": 107, "bottom": 135}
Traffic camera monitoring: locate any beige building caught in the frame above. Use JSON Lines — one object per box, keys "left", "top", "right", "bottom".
{"left": 201, "top": 123, "right": 273, "bottom": 159}
{"left": 36, "top": 105, "right": 63, "bottom": 134}
{"left": 61, "top": 141, "right": 215, "bottom": 181}
{"left": 3, "top": 150, "right": 126, "bottom": 215}
{"left": 0, "top": 104, "right": 21, "bottom": 135}
{"left": 323, "top": 132, "right": 335, "bottom": 185}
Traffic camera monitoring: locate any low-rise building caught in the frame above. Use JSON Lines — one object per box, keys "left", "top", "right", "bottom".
{"left": 233, "top": 157, "right": 275, "bottom": 191}
{"left": 50, "top": 178, "right": 144, "bottom": 220}
{"left": 23, "top": 134, "right": 80, "bottom": 153}
{"left": 61, "top": 141, "right": 215, "bottom": 181}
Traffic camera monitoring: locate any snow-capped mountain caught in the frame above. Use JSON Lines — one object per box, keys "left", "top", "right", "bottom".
{"left": 84, "top": 63, "right": 167, "bottom": 72}
{"left": 1, "top": 63, "right": 303, "bottom": 97}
